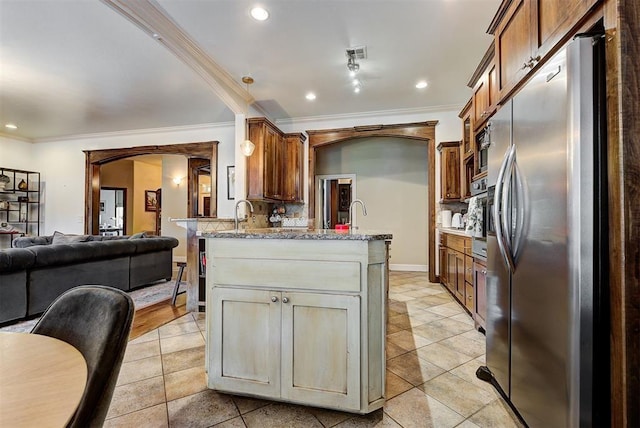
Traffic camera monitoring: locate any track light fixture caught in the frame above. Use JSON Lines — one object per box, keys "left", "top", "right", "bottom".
{"left": 347, "top": 55, "right": 360, "bottom": 74}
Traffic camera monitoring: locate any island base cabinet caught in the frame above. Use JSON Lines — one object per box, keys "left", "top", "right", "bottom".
{"left": 208, "top": 287, "right": 362, "bottom": 412}
{"left": 281, "top": 292, "right": 361, "bottom": 410}
{"left": 206, "top": 237, "right": 388, "bottom": 414}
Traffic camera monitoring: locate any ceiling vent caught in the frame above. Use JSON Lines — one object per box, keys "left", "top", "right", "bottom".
{"left": 346, "top": 46, "right": 367, "bottom": 60}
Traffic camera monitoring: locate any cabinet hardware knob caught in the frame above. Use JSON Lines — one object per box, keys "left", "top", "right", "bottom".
{"left": 282, "top": 297, "right": 289, "bottom": 303}
{"left": 271, "top": 296, "right": 278, "bottom": 302}
{"left": 482, "top": 270, "right": 487, "bottom": 275}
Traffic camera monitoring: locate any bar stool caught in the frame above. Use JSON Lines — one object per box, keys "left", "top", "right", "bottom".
{"left": 171, "top": 261, "right": 187, "bottom": 306}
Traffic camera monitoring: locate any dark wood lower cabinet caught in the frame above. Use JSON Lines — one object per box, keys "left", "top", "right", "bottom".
{"left": 439, "top": 233, "right": 476, "bottom": 317}
{"left": 473, "top": 259, "right": 487, "bottom": 330}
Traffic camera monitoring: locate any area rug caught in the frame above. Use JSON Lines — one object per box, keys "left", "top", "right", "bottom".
{"left": 0, "top": 280, "right": 186, "bottom": 334}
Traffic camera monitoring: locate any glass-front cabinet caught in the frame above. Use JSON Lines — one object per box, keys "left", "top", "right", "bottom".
{"left": 0, "top": 168, "right": 41, "bottom": 248}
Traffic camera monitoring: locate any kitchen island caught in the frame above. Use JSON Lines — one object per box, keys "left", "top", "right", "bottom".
{"left": 203, "top": 228, "right": 392, "bottom": 414}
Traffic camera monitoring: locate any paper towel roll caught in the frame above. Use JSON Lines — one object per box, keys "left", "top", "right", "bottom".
{"left": 441, "top": 210, "right": 452, "bottom": 228}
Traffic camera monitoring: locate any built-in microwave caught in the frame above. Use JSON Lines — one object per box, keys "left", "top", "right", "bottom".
{"left": 476, "top": 124, "right": 491, "bottom": 173}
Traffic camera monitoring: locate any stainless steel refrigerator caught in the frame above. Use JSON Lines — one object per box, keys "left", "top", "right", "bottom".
{"left": 478, "top": 34, "right": 609, "bottom": 427}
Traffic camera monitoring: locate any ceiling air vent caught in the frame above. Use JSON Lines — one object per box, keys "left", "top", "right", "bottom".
{"left": 346, "top": 46, "right": 367, "bottom": 60}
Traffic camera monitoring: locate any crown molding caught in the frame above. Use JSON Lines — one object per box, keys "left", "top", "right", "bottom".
{"left": 34, "top": 121, "right": 235, "bottom": 143}
{"left": 274, "top": 104, "right": 464, "bottom": 127}
{"left": 0, "top": 132, "right": 35, "bottom": 143}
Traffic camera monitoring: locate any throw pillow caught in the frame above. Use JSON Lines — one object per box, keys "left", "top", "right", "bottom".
{"left": 51, "top": 231, "right": 90, "bottom": 245}
{"left": 128, "top": 232, "right": 148, "bottom": 239}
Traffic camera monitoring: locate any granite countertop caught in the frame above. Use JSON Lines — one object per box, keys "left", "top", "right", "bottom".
{"left": 169, "top": 217, "right": 235, "bottom": 222}
{"left": 438, "top": 227, "right": 470, "bottom": 237}
{"left": 202, "top": 228, "right": 392, "bottom": 241}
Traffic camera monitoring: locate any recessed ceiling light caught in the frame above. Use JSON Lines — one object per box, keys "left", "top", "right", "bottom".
{"left": 354, "top": 87, "right": 361, "bottom": 94}
{"left": 5, "top": 123, "right": 17, "bottom": 130}
{"left": 305, "top": 93, "right": 316, "bottom": 101}
{"left": 416, "top": 80, "right": 428, "bottom": 89}
{"left": 250, "top": 7, "right": 269, "bottom": 21}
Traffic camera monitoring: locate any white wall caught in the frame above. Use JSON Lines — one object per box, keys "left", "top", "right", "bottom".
{"left": 161, "top": 155, "right": 188, "bottom": 260}
{"left": 316, "top": 137, "right": 429, "bottom": 269}
{"left": 278, "top": 107, "right": 462, "bottom": 271}
{"left": 0, "top": 136, "right": 35, "bottom": 170}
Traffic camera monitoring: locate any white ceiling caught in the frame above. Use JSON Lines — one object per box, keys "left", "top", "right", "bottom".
{"left": 0, "top": 0, "right": 499, "bottom": 141}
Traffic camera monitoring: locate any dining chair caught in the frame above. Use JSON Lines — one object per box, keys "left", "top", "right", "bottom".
{"left": 31, "top": 285, "right": 135, "bottom": 428}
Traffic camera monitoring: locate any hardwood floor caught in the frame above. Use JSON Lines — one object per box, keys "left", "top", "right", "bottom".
{"left": 129, "top": 293, "right": 188, "bottom": 340}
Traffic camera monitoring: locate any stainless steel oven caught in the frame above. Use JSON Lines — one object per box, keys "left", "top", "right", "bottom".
{"left": 471, "top": 177, "right": 488, "bottom": 260}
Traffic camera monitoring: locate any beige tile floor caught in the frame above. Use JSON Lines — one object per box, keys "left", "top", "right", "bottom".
{"left": 105, "top": 271, "right": 523, "bottom": 428}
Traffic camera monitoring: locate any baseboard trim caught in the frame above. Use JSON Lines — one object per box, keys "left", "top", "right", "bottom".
{"left": 389, "top": 264, "right": 428, "bottom": 272}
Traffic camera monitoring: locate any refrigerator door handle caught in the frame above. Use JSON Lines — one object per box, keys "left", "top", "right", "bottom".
{"left": 512, "top": 160, "right": 526, "bottom": 263}
{"left": 494, "top": 145, "right": 516, "bottom": 272}
{"left": 501, "top": 147, "right": 515, "bottom": 250}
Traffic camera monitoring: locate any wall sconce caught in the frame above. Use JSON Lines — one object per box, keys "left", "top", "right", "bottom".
{"left": 173, "top": 177, "right": 183, "bottom": 186}
{"left": 240, "top": 139, "right": 255, "bottom": 157}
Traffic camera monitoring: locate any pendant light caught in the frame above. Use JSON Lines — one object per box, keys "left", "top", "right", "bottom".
{"left": 241, "top": 76, "right": 256, "bottom": 157}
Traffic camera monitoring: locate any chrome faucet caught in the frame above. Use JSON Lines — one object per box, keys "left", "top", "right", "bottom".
{"left": 234, "top": 200, "right": 254, "bottom": 231}
{"left": 348, "top": 199, "right": 367, "bottom": 230}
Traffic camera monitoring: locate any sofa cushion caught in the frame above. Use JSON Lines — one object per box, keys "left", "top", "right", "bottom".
{"left": 52, "top": 231, "right": 90, "bottom": 245}
{"left": 12, "top": 235, "right": 52, "bottom": 248}
{"left": 0, "top": 248, "right": 36, "bottom": 272}
{"left": 131, "top": 236, "right": 179, "bottom": 254}
{"left": 28, "top": 240, "right": 137, "bottom": 267}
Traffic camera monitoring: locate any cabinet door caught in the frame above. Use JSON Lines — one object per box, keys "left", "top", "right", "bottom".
{"left": 283, "top": 135, "right": 304, "bottom": 202}
{"left": 439, "top": 245, "right": 448, "bottom": 285}
{"left": 474, "top": 260, "right": 487, "bottom": 329}
{"left": 535, "top": 0, "right": 598, "bottom": 59}
{"left": 264, "top": 126, "right": 283, "bottom": 200}
{"left": 440, "top": 145, "right": 461, "bottom": 201}
{"left": 448, "top": 247, "right": 458, "bottom": 296}
{"left": 496, "top": 0, "right": 534, "bottom": 97}
{"left": 209, "top": 287, "right": 281, "bottom": 397}
{"left": 473, "top": 75, "right": 489, "bottom": 127}
{"left": 280, "top": 292, "right": 361, "bottom": 411}
{"left": 455, "top": 251, "right": 465, "bottom": 301}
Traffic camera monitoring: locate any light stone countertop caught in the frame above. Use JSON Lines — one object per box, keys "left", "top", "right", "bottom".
{"left": 202, "top": 228, "right": 392, "bottom": 241}
{"left": 438, "top": 227, "right": 471, "bottom": 237}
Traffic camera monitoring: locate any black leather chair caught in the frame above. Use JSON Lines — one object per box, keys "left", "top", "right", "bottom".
{"left": 31, "top": 285, "right": 135, "bottom": 428}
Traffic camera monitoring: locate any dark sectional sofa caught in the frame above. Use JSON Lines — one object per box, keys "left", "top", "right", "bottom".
{"left": 0, "top": 233, "right": 179, "bottom": 324}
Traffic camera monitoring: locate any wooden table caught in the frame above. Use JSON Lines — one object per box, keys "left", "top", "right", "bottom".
{"left": 0, "top": 332, "right": 87, "bottom": 427}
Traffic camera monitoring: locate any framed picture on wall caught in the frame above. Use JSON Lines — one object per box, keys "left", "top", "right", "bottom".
{"left": 227, "top": 166, "right": 235, "bottom": 200}
{"left": 145, "top": 190, "right": 157, "bottom": 212}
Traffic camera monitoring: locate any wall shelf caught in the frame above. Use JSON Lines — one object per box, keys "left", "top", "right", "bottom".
{"left": 0, "top": 168, "right": 41, "bottom": 248}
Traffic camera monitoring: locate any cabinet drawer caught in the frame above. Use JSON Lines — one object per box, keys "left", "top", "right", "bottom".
{"left": 446, "top": 234, "right": 470, "bottom": 254}
{"left": 214, "top": 258, "right": 361, "bottom": 292}
{"left": 465, "top": 282, "right": 474, "bottom": 312}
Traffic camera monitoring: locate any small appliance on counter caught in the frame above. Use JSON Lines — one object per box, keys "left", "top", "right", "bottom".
{"left": 441, "top": 210, "right": 452, "bottom": 228}
{"left": 451, "top": 213, "right": 463, "bottom": 229}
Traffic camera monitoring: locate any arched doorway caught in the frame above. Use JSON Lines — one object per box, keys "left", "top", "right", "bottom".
{"left": 307, "top": 121, "right": 438, "bottom": 282}
{"left": 84, "top": 141, "right": 218, "bottom": 235}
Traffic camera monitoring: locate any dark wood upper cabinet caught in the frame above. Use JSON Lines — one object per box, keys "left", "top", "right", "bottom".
{"left": 490, "top": 0, "right": 600, "bottom": 101}
{"left": 437, "top": 141, "right": 461, "bottom": 203}
{"left": 283, "top": 133, "right": 305, "bottom": 203}
{"left": 247, "top": 117, "right": 306, "bottom": 203}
